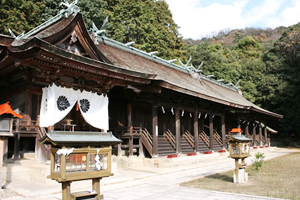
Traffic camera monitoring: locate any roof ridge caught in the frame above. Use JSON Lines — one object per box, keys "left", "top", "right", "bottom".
{"left": 18, "top": 1, "right": 80, "bottom": 40}
{"left": 97, "top": 35, "right": 240, "bottom": 92}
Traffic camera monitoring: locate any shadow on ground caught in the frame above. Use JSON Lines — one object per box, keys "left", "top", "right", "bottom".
{"left": 206, "top": 173, "right": 232, "bottom": 182}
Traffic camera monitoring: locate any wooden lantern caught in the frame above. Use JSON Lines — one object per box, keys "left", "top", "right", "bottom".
{"left": 227, "top": 128, "right": 252, "bottom": 183}
{"left": 40, "top": 131, "right": 121, "bottom": 200}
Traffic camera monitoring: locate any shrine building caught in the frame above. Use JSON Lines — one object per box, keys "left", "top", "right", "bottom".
{"left": 0, "top": 3, "right": 282, "bottom": 162}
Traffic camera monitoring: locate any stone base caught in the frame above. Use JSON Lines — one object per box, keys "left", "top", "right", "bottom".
{"left": 233, "top": 168, "right": 248, "bottom": 183}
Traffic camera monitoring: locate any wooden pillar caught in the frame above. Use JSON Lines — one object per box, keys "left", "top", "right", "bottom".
{"left": 199, "top": 114, "right": 204, "bottom": 133}
{"left": 175, "top": 108, "right": 181, "bottom": 154}
{"left": 127, "top": 103, "right": 132, "bottom": 128}
{"left": 193, "top": 110, "right": 199, "bottom": 153}
{"left": 62, "top": 181, "right": 71, "bottom": 200}
{"left": 209, "top": 114, "right": 214, "bottom": 151}
{"left": 245, "top": 122, "right": 249, "bottom": 138}
{"left": 139, "top": 137, "right": 144, "bottom": 157}
{"left": 221, "top": 116, "right": 226, "bottom": 149}
{"left": 264, "top": 125, "right": 268, "bottom": 146}
{"left": 237, "top": 118, "right": 241, "bottom": 129}
{"left": 152, "top": 106, "right": 158, "bottom": 156}
{"left": 14, "top": 133, "right": 20, "bottom": 161}
{"left": 129, "top": 126, "right": 133, "bottom": 156}
{"left": 92, "top": 178, "right": 102, "bottom": 200}
{"left": 0, "top": 138, "right": 3, "bottom": 188}
{"left": 259, "top": 124, "right": 263, "bottom": 146}
{"left": 252, "top": 124, "right": 256, "bottom": 147}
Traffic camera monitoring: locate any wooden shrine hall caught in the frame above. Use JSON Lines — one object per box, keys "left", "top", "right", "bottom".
{"left": 0, "top": 3, "right": 282, "bottom": 161}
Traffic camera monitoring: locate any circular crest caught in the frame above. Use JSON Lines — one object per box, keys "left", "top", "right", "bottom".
{"left": 57, "top": 96, "right": 70, "bottom": 111}
{"left": 79, "top": 99, "right": 90, "bottom": 113}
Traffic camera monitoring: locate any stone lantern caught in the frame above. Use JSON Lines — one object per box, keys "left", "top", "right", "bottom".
{"left": 40, "top": 131, "right": 121, "bottom": 200}
{"left": 227, "top": 128, "right": 252, "bottom": 183}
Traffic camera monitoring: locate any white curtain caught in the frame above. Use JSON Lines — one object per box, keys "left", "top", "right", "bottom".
{"left": 39, "top": 84, "right": 109, "bottom": 131}
{"left": 78, "top": 90, "right": 109, "bottom": 131}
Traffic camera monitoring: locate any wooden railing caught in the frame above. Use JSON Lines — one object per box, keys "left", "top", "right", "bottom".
{"left": 163, "top": 129, "right": 176, "bottom": 150}
{"left": 213, "top": 131, "right": 222, "bottom": 146}
{"left": 183, "top": 130, "right": 194, "bottom": 148}
{"left": 140, "top": 128, "right": 153, "bottom": 157}
{"left": 13, "top": 118, "right": 39, "bottom": 133}
{"left": 199, "top": 131, "right": 210, "bottom": 148}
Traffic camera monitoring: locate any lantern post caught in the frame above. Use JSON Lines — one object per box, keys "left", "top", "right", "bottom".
{"left": 227, "top": 128, "right": 252, "bottom": 183}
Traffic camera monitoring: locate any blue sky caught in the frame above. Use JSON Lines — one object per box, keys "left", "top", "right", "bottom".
{"left": 165, "top": 0, "right": 300, "bottom": 39}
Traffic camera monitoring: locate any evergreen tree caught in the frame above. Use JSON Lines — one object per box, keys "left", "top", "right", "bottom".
{"left": 42, "top": 0, "right": 107, "bottom": 29}
{"left": 103, "top": 0, "right": 184, "bottom": 60}
{"left": 0, "top": 0, "right": 45, "bottom": 35}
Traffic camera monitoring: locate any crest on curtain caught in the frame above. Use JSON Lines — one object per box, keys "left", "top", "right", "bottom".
{"left": 40, "top": 84, "right": 108, "bottom": 131}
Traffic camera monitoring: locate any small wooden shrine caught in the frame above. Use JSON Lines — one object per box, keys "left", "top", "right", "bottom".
{"left": 228, "top": 128, "right": 252, "bottom": 183}
{"left": 40, "top": 131, "right": 121, "bottom": 200}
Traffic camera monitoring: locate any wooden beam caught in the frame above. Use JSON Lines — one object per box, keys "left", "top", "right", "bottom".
{"left": 13, "top": 133, "right": 20, "bottom": 161}
{"left": 152, "top": 106, "right": 158, "bottom": 156}
{"left": 221, "top": 116, "right": 226, "bottom": 149}
{"left": 245, "top": 122, "right": 249, "bottom": 137}
{"left": 264, "top": 125, "right": 268, "bottom": 146}
{"left": 237, "top": 118, "right": 241, "bottom": 129}
{"left": 175, "top": 108, "right": 181, "bottom": 154}
{"left": 209, "top": 114, "right": 214, "bottom": 150}
{"left": 62, "top": 181, "right": 71, "bottom": 200}
{"left": 259, "top": 124, "right": 263, "bottom": 146}
{"left": 193, "top": 110, "right": 199, "bottom": 153}
{"left": 252, "top": 124, "right": 256, "bottom": 147}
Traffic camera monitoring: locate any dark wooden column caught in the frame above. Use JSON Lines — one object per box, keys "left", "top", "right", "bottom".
{"left": 209, "top": 114, "right": 214, "bottom": 151}
{"left": 127, "top": 103, "right": 133, "bottom": 156}
{"left": 175, "top": 108, "right": 181, "bottom": 154}
{"left": 200, "top": 114, "right": 204, "bottom": 134}
{"left": 221, "top": 116, "right": 226, "bottom": 149}
{"left": 14, "top": 133, "right": 20, "bottom": 161}
{"left": 127, "top": 103, "right": 132, "bottom": 128}
{"left": 252, "top": 124, "right": 256, "bottom": 147}
{"left": 193, "top": 110, "right": 199, "bottom": 153}
{"left": 245, "top": 122, "right": 249, "bottom": 138}
{"left": 129, "top": 126, "right": 133, "bottom": 156}
{"left": 152, "top": 106, "right": 158, "bottom": 157}
{"left": 264, "top": 124, "right": 268, "bottom": 146}
{"left": 237, "top": 118, "right": 241, "bottom": 128}
{"left": 259, "top": 124, "right": 263, "bottom": 146}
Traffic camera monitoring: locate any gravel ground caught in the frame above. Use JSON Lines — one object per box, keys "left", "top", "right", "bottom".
{"left": 0, "top": 188, "right": 20, "bottom": 199}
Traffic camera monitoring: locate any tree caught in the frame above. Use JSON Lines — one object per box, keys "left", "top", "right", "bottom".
{"left": 41, "top": 0, "right": 184, "bottom": 60}
{"left": 0, "top": 0, "right": 45, "bottom": 35}
{"left": 103, "top": 0, "right": 184, "bottom": 60}
{"left": 42, "top": 0, "right": 108, "bottom": 29}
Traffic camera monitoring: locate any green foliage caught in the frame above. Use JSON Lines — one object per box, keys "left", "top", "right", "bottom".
{"left": 0, "top": 0, "right": 45, "bottom": 35}
{"left": 42, "top": 0, "right": 108, "bottom": 29}
{"left": 41, "top": 0, "right": 184, "bottom": 60}
{"left": 103, "top": 0, "right": 184, "bottom": 59}
{"left": 252, "top": 152, "right": 266, "bottom": 172}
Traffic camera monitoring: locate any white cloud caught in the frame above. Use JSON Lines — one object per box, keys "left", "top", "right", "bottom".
{"left": 266, "top": 1, "right": 300, "bottom": 28}
{"left": 165, "top": 0, "right": 300, "bottom": 39}
{"left": 243, "top": 0, "right": 283, "bottom": 26}
{"left": 166, "top": 0, "right": 248, "bottom": 39}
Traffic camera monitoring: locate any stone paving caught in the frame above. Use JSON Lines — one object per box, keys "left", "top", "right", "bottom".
{"left": 2, "top": 147, "right": 294, "bottom": 200}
